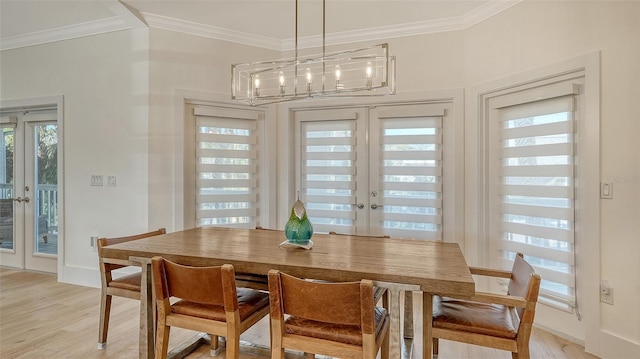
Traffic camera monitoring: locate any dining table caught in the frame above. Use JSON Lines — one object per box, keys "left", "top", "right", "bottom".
{"left": 100, "top": 226, "right": 475, "bottom": 359}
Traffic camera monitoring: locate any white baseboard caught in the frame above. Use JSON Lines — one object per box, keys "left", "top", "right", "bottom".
{"left": 61, "top": 264, "right": 100, "bottom": 288}
{"left": 61, "top": 263, "right": 141, "bottom": 289}
{"left": 598, "top": 331, "right": 640, "bottom": 359}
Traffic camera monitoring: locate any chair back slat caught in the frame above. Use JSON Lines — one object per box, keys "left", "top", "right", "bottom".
{"left": 98, "top": 228, "right": 166, "bottom": 250}
{"left": 279, "top": 272, "right": 362, "bottom": 326}
{"left": 161, "top": 259, "right": 226, "bottom": 306}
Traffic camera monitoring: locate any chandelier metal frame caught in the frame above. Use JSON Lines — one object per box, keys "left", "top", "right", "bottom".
{"left": 231, "top": 0, "right": 396, "bottom": 106}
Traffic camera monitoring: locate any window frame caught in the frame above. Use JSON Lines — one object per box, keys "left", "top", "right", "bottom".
{"left": 181, "top": 98, "right": 275, "bottom": 230}
{"left": 468, "top": 53, "right": 601, "bottom": 343}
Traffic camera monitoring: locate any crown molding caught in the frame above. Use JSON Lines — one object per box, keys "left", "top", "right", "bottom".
{"left": 143, "top": 12, "right": 281, "bottom": 50}
{"left": 0, "top": 17, "right": 130, "bottom": 51}
{"left": 0, "top": 0, "right": 522, "bottom": 52}
{"left": 144, "top": 0, "right": 522, "bottom": 51}
{"left": 282, "top": 0, "right": 523, "bottom": 50}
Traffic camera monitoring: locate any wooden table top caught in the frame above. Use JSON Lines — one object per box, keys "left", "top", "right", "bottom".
{"left": 101, "top": 227, "right": 474, "bottom": 296}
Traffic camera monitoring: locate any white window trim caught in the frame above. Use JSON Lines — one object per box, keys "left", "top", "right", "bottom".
{"left": 174, "top": 90, "right": 277, "bottom": 230}
{"left": 467, "top": 53, "right": 601, "bottom": 349}
{"left": 276, "top": 89, "right": 464, "bottom": 246}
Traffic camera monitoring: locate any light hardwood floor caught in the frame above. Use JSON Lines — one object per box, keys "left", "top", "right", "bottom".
{"left": 0, "top": 267, "right": 600, "bottom": 359}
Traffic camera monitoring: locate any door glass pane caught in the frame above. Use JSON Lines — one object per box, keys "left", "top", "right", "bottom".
{"left": 34, "top": 124, "right": 57, "bottom": 255}
{"left": 378, "top": 116, "right": 443, "bottom": 240}
{"left": 0, "top": 126, "right": 14, "bottom": 250}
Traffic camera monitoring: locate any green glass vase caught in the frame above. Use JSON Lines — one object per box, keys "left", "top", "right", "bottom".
{"left": 284, "top": 199, "right": 313, "bottom": 244}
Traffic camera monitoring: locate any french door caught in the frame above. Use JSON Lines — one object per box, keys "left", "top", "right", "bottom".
{"left": 0, "top": 110, "right": 58, "bottom": 273}
{"left": 293, "top": 102, "right": 455, "bottom": 240}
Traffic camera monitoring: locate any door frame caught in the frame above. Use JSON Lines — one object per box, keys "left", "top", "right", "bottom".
{"left": 0, "top": 95, "right": 64, "bottom": 279}
{"left": 277, "top": 89, "right": 465, "bottom": 245}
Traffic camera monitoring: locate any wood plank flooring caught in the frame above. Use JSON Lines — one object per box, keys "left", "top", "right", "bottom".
{"left": 0, "top": 267, "right": 600, "bottom": 359}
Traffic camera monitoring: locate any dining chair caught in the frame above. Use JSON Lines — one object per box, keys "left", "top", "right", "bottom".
{"left": 151, "top": 257, "right": 270, "bottom": 359}
{"left": 432, "top": 252, "right": 541, "bottom": 359}
{"left": 97, "top": 228, "right": 166, "bottom": 349}
{"left": 268, "top": 269, "right": 390, "bottom": 359}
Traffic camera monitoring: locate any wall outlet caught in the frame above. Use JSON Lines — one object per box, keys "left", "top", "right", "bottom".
{"left": 107, "top": 175, "right": 116, "bottom": 187}
{"left": 600, "top": 280, "right": 613, "bottom": 305}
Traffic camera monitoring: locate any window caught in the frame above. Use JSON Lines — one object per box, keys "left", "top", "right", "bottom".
{"left": 186, "top": 105, "right": 265, "bottom": 228}
{"left": 488, "top": 81, "right": 581, "bottom": 311}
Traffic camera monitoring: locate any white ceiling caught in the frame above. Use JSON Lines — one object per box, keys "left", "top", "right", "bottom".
{"left": 0, "top": 0, "right": 522, "bottom": 51}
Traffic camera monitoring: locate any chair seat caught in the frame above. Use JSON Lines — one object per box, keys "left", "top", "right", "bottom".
{"left": 285, "top": 306, "right": 388, "bottom": 346}
{"left": 171, "top": 288, "right": 269, "bottom": 321}
{"left": 108, "top": 273, "right": 141, "bottom": 292}
{"left": 433, "top": 295, "right": 519, "bottom": 339}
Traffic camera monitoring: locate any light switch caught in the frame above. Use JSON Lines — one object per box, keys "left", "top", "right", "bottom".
{"left": 600, "top": 182, "right": 613, "bottom": 199}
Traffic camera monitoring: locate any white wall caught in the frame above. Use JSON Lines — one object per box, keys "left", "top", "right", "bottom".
{"left": 459, "top": 2, "right": 639, "bottom": 356}
{"left": 0, "top": 29, "right": 151, "bottom": 285}
{"left": 147, "top": 28, "right": 280, "bottom": 232}
{"left": 0, "top": 0, "right": 637, "bottom": 357}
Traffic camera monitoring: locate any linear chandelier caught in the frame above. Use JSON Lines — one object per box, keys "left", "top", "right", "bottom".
{"left": 231, "top": 0, "right": 396, "bottom": 106}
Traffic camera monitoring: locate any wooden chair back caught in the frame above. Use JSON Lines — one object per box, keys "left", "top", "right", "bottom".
{"left": 432, "top": 252, "right": 541, "bottom": 359}
{"left": 279, "top": 271, "right": 363, "bottom": 325}
{"left": 156, "top": 259, "right": 228, "bottom": 306}
{"left": 151, "top": 257, "right": 269, "bottom": 359}
{"left": 268, "top": 269, "right": 390, "bottom": 359}
{"left": 96, "top": 228, "right": 166, "bottom": 349}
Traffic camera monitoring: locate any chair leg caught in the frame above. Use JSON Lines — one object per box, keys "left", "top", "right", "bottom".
{"left": 154, "top": 322, "right": 170, "bottom": 359}
{"left": 381, "top": 323, "right": 390, "bottom": 359}
{"left": 98, "top": 292, "right": 112, "bottom": 349}
{"left": 433, "top": 337, "right": 439, "bottom": 355}
{"left": 226, "top": 337, "right": 240, "bottom": 359}
{"left": 514, "top": 340, "right": 530, "bottom": 359}
{"left": 209, "top": 335, "right": 220, "bottom": 356}
{"left": 271, "top": 348, "right": 285, "bottom": 359}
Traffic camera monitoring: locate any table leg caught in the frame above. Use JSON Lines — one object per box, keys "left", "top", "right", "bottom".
{"left": 138, "top": 258, "right": 154, "bottom": 359}
{"left": 422, "top": 292, "right": 433, "bottom": 359}
{"left": 403, "top": 291, "right": 414, "bottom": 339}
{"left": 387, "top": 287, "right": 402, "bottom": 357}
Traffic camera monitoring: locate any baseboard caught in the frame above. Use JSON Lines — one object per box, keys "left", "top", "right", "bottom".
{"left": 61, "top": 263, "right": 141, "bottom": 289}
{"left": 598, "top": 331, "right": 640, "bottom": 359}
{"left": 61, "top": 264, "right": 100, "bottom": 288}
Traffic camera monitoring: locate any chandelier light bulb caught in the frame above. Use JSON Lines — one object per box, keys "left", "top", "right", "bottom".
{"left": 306, "top": 68, "right": 313, "bottom": 93}
{"left": 279, "top": 71, "right": 286, "bottom": 95}
{"left": 254, "top": 75, "right": 260, "bottom": 97}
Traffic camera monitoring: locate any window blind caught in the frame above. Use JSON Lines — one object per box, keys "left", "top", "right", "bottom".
{"left": 375, "top": 113, "right": 443, "bottom": 240}
{"left": 300, "top": 119, "right": 358, "bottom": 234}
{"left": 193, "top": 107, "right": 259, "bottom": 228}
{"left": 494, "top": 94, "right": 577, "bottom": 309}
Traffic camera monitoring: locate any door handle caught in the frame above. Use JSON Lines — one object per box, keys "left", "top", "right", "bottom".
{"left": 352, "top": 203, "right": 364, "bottom": 209}
{"left": 370, "top": 203, "right": 382, "bottom": 210}
{"left": 13, "top": 197, "right": 30, "bottom": 203}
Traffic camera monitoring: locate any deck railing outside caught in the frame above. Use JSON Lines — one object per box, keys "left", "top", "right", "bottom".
{"left": 0, "top": 183, "right": 58, "bottom": 229}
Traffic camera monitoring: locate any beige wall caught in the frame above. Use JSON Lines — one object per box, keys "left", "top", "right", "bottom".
{"left": 1, "top": 0, "right": 638, "bottom": 357}
{"left": 147, "top": 29, "right": 279, "bottom": 231}
{"left": 0, "top": 29, "right": 151, "bottom": 285}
